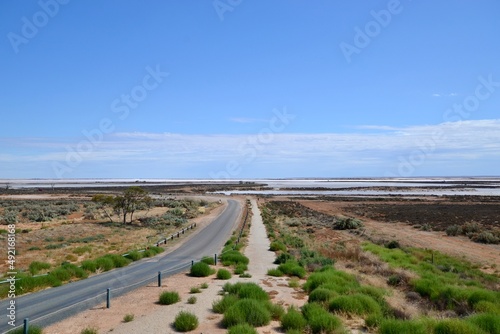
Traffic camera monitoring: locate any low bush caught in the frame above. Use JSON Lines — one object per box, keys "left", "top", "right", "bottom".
{"left": 302, "top": 302, "right": 343, "bottom": 334}
{"left": 434, "top": 319, "right": 485, "bottom": 334}
{"left": 174, "top": 311, "right": 198, "bottom": 332}
{"left": 274, "top": 252, "right": 294, "bottom": 264}
{"left": 386, "top": 240, "right": 400, "bottom": 249}
{"left": 94, "top": 256, "right": 114, "bottom": 271}
{"left": 267, "top": 268, "right": 284, "bottom": 277}
{"left": 220, "top": 250, "right": 249, "bottom": 266}
{"left": 227, "top": 324, "right": 258, "bottom": 334}
{"left": 234, "top": 263, "right": 247, "bottom": 275}
{"left": 467, "top": 313, "right": 500, "bottom": 334}
{"left": 470, "top": 231, "right": 499, "bottom": 244}
{"left": 104, "top": 254, "right": 131, "bottom": 268}
{"left": 462, "top": 221, "right": 481, "bottom": 234}
{"left": 329, "top": 294, "right": 382, "bottom": 317}
{"left": 190, "top": 261, "right": 214, "bottom": 277}
{"left": 217, "top": 268, "right": 232, "bottom": 280}
{"left": 223, "top": 299, "right": 271, "bottom": 327}
{"left": 125, "top": 251, "right": 143, "bottom": 261}
{"left": 308, "top": 287, "right": 337, "bottom": 305}
{"left": 278, "top": 261, "right": 307, "bottom": 279}
{"left": 225, "top": 282, "right": 269, "bottom": 301}
{"left": 378, "top": 319, "right": 428, "bottom": 334}
{"left": 123, "top": 314, "right": 134, "bottom": 322}
{"left": 281, "top": 307, "right": 307, "bottom": 332}
{"left": 270, "top": 241, "right": 287, "bottom": 252}
{"left": 446, "top": 225, "right": 462, "bottom": 236}
{"left": 190, "top": 286, "right": 201, "bottom": 293}
{"left": 80, "top": 328, "right": 98, "bottom": 334}
{"left": 187, "top": 296, "right": 197, "bottom": 304}
{"left": 159, "top": 291, "right": 180, "bottom": 305}
{"left": 333, "top": 217, "right": 363, "bottom": 230}
{"left": 213, "top": 295, "right": 239, "bottom": 314}
{"left": 200, "top": 282, "right": 209, "bottom": 289}
{"left": 29, "top": 261, "right": 51, "bottom": 275}
{"left": 201, "top": 256, "right": 215, "bottom": 265}
{"left": 81, "top": 260, "right": 97, "bottom": 272}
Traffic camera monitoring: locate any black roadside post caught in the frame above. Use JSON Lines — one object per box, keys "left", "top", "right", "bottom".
{"left": 23, "top": 318, "right": 29, "bottom": 334}
{"left": 158, "top": 271, "right": 162, "bottom": 287}
{"left": 107, "top": 288, "right": 111, "bottom": 308}
{"left": 214, "top": 253, "right": 217, "bottom": 266}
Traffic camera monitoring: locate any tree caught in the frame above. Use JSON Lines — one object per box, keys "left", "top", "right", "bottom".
{"left": 113, "top": 187, "right": 152, "bottom": 224}
{"left": 91, "top": 194, "right": 115, "bottom": 223}
{"left": 92, "top": 187, "right": 152, "bottom": 224}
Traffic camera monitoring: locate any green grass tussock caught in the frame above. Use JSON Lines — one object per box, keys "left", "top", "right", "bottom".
{"left": 281, "top": 307, "right": 307, "bottom": 332}
{"left": 329, "top": 293, "right": 382, "bottom": 317}
{"left": 190, "top": 261, "right": 214, "bottom": 277}
{"left": 302, "top": 302, "right": 343, "bottom": 334}
{"left": 174, "top": 311, "right": 199, "bottom": 332}
{"left": 159, "top": 291, "right": 180, "bottom": 305}
{"left": 223, "top": 299, "right": 271, "bottom": 328}
{"left": 217, "top": 268, "right": 232, "bottom": 280}
{"left": 227, "top": 324, "right": 258, "bottom": 334}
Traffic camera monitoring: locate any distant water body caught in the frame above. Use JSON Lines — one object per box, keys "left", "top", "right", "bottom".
{"left": 1, "top": 178, "right": 499, "bottom": 196}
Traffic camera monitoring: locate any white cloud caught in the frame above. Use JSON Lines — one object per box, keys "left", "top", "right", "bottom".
{"left": 1, "top": 119, "right": 499, "bottom": 177}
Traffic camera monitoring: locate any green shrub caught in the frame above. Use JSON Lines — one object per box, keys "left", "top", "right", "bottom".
{"left": 223, "top": 299, "right": 271, "bottom": 327}
{"left": 217, "top": 268, "right": 232, "bottom": 280}
{"left": 7, "top": 326, "right": 43, "bottom": 334}
{"left": 80, "top": 328, "right": 98, "bottom": 334}
{"left": 225, "top": 282, "right": 269, "bottom": 301}
{"left": 266, "top": 302, "right": 285, "bottom": 320}
{"left": 72, "top": 245, "right": 92, "bottom": 255}
{"left": 270, "top": 241, "right": 287, "bottom": 252}
{"left": 125, "top": 251, "right": 143, "bottom": 261}
{"left": 333, "top": 217, "right": 363, "bottom": 230}
{"left": 308, "top": 288, "right": 337, "bottom": 304}
{"left": 190, "top": 286, "right": 201, "bottom": 294}
{"left": 379, "top": 319, "right": 428, "bottom": 334}
{"left": 274, "top": 252, "right": 294, "bottom": 264}
{"left": 234, "top": 263, "right": 248, "bottom": 275}
{"left": 94, "top": 257, "right": 114, "bottom": 271}
{"left": 386, "top": 240, "right": 400, "bottom": 249}
{"left": 49, "top": 267, "right": 72, "bottom": 281}
{"left": 434, "top": 319, "right": 486, "bottom": 334}
{"left": 159, "top": 291, "right": 180, "bottom": 305}
{"left": 467, "top": 313, "right": 500, "bottom": 334}
{"left": 123, "top": 314, "right": 134, "bottom": 322}
{"left": 302, "top": 302, "right": 343, "bottom": 334}
{"left": 239, "top": 273, "right": 252, "bottom": 278}
{"left": 471, "top": 231, "right": 500, "bottom": 244}
{"left": 446, "top": 225, "right": 462, "bottom": 236}
{"left": 303, "top": 267, "right": 355, "bottom": 293}
{"left": 190, "top": 261, "right": 214, "bottom": 277}
{"left": 29, "top": 261, "right": 51, "bottom": 275}
{"left": 473, "top": 301, "right": 500, "bottom": 314}
{"left": 81, "top": 260, "right": 97, "bottom": 272}
{"left": 187, "top": 296, "right": 197, "bottom": 304}
{"left": 213, "top": 295, "right": 239, "bottom": 314}
{"left": 200, "top": 282, "right": 209, "bottom": 289}
{"left": 220, "top": 250, "right": 249, "bottom": 266}
{"left": 278, "top": 261, "right": 307, "bottom": 278}
{"left": 365, "top": 314, "right": 384, "bottom": 329}
{"left": 104, "top": 254, "right": 131, "bottom": 268}
{"left": 174, "top": 311, "right": 198, "bottom": 332}
{"left": 267, "top": 268, "right": 284, "bottom": 277}
{"left": 227, "top": 323, "right": 258, "bottom": 334}
{"left": 201, "top": 256, "right": 215, "bottom": 265}
{"left": 281, "top": 306, "right": 307, "bottom": 332}
{"left": 462, "top": 221, "right": 481, "bottom": 234}
{"left": 329, "top": 294, "right": 382, "bottom": 316}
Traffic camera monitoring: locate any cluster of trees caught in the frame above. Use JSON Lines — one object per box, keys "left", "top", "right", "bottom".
{"left": 92, "top": 186, "right": 152, "bottom": 224}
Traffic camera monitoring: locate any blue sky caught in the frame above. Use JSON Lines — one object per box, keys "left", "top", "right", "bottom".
{"left": 0, "top": 0, "right": 499, "bottom": 179}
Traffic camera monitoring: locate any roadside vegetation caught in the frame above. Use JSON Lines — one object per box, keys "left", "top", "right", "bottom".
{"left": 261, "top": 200, "right": 500, "bottom": 334}
{"left": 0, "top": 190, "right": 217, "bottom": 298}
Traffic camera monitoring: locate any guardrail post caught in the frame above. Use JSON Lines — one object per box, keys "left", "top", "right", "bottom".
{"left": 158, "top": 271, "right": 162, "bottom": 287}
{"left": 23, "top": 318, "right": 29, "bottom": 334}
{"left": 107, "top": 288, "right": 111, "bottom": 308}
{"left": 214, "top": 253, "right": 217, "bottom": 265}
{"left": 191, "top": 260, "right": 194, "bottom": 267}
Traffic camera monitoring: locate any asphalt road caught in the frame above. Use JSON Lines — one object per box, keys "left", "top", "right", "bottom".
{"left": 0, "top": 199, "right": 241, "bottom": 333}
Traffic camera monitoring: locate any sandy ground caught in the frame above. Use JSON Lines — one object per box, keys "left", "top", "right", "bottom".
{"left": 44, "top": 198, "right": 306, "bottom": 334}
